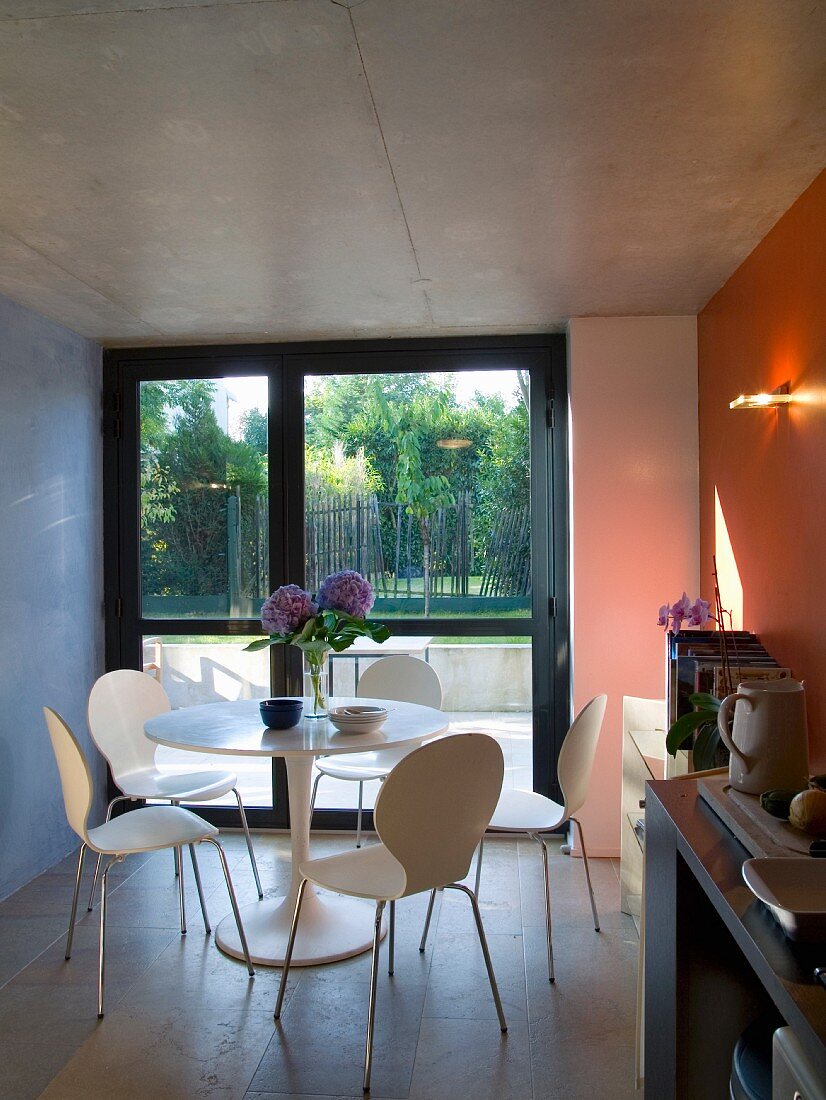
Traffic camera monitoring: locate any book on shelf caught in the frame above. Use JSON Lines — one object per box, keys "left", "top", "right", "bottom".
{"left": 711, "top": 664, "right": 791, "bottom": 698}
{"left": 666, "top": 629, "right": 788, "bottom": 727}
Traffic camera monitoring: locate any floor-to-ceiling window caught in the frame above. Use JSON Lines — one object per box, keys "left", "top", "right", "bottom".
{"left": 104, "top": 337, "right": 568, "bottom": 830}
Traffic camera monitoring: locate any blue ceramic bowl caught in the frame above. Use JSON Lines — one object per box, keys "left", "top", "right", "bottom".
{"left": 259, "top": 698, "right": 303, "bottom": 729}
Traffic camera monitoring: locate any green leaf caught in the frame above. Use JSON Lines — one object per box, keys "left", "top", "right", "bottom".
{"left": 294, "top": 639, "right": 332, "bottom": 660}
{"left": 666, "top": 711, "right": 716, "bottom": 756}
{"left": 243, "top": 636, "right": 284, "bottom": 652}
{"left": 692, "top": 723, "right": 721, "bottom": 771}
{"left": 688, "top": 692, "right": 721, "bottom": 710}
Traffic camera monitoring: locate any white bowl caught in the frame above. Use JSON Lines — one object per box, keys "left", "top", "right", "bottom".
{"left": 742, "top": 857, "right": 826, "bottom": 941}
{"left": 328, "top": 705, "right": 389, "bottom": 734}
{"left": 330, "top": 705, "right": 388, "bottom": 717}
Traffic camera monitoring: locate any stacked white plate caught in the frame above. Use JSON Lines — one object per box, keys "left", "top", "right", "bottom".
{"left": 328, "top": 704, "right": 389, "bottom": 734}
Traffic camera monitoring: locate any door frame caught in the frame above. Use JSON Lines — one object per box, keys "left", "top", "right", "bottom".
{"left": 103, "top": 334, "right": 570, "bottom": 829}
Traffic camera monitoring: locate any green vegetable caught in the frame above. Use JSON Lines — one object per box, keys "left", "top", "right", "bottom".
{"left": 760, "top": 789, "right": 804, "bottom": 820}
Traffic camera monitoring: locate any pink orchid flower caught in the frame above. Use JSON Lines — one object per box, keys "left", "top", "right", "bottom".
{"left": 687, "top": 597, "right": 711, "bottom": 627}
{"left": 657, "top": 603, "right": 670, "bottom": 629}
{"left": 669, "top": 592, "right": 692, "bottom": 632}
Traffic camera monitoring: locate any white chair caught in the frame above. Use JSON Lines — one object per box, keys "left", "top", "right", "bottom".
{"left": 419, "top": 694, "right": 608, "bottom": 983}
{"left": 275, "top": 733, "right": 507, "bottom": 1093}
{"left": 85, "top": 670, "right": 262, "bottom": 909}
{"left": 309, "top": 655, "right": 443, "bottom": 846}
{"left": 43, "top": 707, "right": 254, "bottom": 1018}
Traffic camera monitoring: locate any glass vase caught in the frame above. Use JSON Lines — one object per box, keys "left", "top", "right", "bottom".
{"left": 303, "top": 651, "right": 330, "bottom": 718}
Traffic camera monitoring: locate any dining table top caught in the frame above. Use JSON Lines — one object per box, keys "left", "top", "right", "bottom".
{"left": 144, "top": 696, "right": 448, "bottom": 758}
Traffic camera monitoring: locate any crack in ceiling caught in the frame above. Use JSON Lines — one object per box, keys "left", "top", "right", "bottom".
{"left": 346, "top": 5, "right": 434, "bottom": 324}
{"left": 0, "top": 0, "right": 306, "bottom": 23}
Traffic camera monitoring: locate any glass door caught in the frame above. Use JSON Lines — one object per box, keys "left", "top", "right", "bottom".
{"left": 105, "top": 337, "right": 568, "bottom": 832}
{"left": 301, "top": 365, "right": 533, "bottom": 819}
{"left": 285, "top": 344, "right": 568, "bottom": 831}
{"left": 109, "top": 357, "right": 287, "bottom": 827}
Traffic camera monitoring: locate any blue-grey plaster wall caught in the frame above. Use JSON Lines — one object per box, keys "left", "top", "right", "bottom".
{"left": 0, "top": 292, "right": 105, "bottom": 900}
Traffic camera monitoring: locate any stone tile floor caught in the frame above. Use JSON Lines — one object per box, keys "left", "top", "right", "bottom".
{"left": 0, "top": 832, "right": 639, "bottom": 1099}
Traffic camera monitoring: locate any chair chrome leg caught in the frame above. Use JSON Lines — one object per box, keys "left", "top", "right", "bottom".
{"left": 356, "top": 781, "right": 363, "bottom": 848}
{"left": 446, "top": 883, "right": 507, "bottom": 1033}
{"left": 201, "top": 837, "right": 254, "bottom": 976}
{"left": 572, "top": 817, "right": 600, "bottom": 932}
{"left": 530, "top": 831, "right": 555, "bottom": 982}
{"left": 176, "top": 847, "right": 187, "bottom": 934}
{"left": 98, "top": 856, "right": 122, "bottom": 1018}
{"left": 388, "top": 900, "right": 395, "bottom": 976}
{"left": 88, "top": 853, "right": 103, "bottom": 912}
{"left": 309, "top": 771, "right": 322, "bottom": 818}
{"left": 274, "top": 877, "right": 308, "bottom": 1017}
{"left": 474, "top": 835, "right": 485, "bottom": 898}
{"left": 87, "top": 795, "right": 131, "bottom": 910}
{"left": 363, "top": 899, "right": 386, "bottom": 1092}
{"left": 172, "top": 799, "right": 180, "bottom": 877}
{"left": 189, "top": 844, "right": 210, "bottom": 934}
{"left": 65, "top": 844, "right": 87, "bottom": 960}
{"left": 232, "top": 787, "right": 263, "bottom": 899}
{"left": 419, "top": 888, "right": 437, "bottom": 953}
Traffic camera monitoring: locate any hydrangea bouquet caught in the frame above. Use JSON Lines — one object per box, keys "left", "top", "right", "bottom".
{"left": 245, "top": 570, "right": 390, "bottom": 717}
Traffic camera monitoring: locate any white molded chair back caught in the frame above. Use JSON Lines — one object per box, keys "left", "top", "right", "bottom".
{"left": 557, "top": 694, "right": 607, "bottom": 817}
{"left": 356, "top": 655, "right": 442, "bottom": 709}
{"left": 44, "top": 707, "right": 94, "bottom": 842}
{"left": 87, "top": 669, "right": 170, "bottom": 778}
{"left": 374, "top": 733, "right": 503, "bottom": 897}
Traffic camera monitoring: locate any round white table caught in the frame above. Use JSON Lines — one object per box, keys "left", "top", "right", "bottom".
{"left": 144, "top": 697, "right": 448, "bottom": 967}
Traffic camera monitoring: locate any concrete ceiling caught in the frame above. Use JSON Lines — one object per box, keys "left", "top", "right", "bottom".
{"left": 0, "top": 0, "right": 823, "bottom": 345}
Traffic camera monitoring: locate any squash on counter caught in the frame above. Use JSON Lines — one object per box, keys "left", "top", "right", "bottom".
{"left": 788, "top": 788, "right": 826, "bottom": 835}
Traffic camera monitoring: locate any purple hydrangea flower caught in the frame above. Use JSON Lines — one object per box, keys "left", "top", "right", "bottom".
{"left": 261, "top": 585, "right": 317, "bottom": 636}
{"left": 316, "top": 570, "right": 375, "bottom": 619}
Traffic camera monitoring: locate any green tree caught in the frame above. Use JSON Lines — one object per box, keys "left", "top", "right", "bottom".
{"left": 373, "top": 383, "right": 455, "bottom": 616}
{"left": 306, "top": 443, "right": 380, "bottom": 496}
{"left": 240, "top": 408, "right": 267, "bottom": 454}
{"left": 303, "top": 372, "right": 532, "bottom": 598}
{"left": 152, "top": 383, "right": 229, "bottom": 596}
{"left": 139, "top": 380, "right": 268, "bottom": 601}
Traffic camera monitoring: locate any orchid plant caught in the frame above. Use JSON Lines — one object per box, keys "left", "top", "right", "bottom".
{"left": 657, "top": 592, "right": 712, "bottom": 633}
{"left": 657, "top": 591, "right": 725, "bottom": 770}
{"left": 245, "top": 570, "right": 390, "bottom": 715}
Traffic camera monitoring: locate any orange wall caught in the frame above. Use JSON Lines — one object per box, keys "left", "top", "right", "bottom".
{"left": 699, "top": 170, "right": 826, "bottom": 768}
{"left": 570, "top": 317, "right": 699, "bottom": 855}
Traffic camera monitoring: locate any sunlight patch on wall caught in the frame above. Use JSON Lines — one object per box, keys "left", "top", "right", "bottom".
{"left": 714, "top": 487, "right": 744, "bottom": 629}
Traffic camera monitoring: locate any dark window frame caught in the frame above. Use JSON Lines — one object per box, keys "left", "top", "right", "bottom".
{"left": 102, "top": 334, "right": 569, "bottom": 831}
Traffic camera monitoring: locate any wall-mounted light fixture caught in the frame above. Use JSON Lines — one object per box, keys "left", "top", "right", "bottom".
{"left": 729, "top": 383, "right": 793, "bottom": 410}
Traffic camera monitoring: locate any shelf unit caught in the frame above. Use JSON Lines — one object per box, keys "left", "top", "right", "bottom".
{"left": 620, "top": 697, "right": 689, "bottom": 930}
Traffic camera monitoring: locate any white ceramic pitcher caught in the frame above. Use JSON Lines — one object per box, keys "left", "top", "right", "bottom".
{"left": 717, "top": 678, "right": 809, "bottom": 795}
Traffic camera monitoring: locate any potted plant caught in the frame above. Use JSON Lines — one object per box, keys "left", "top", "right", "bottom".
{"left": 658, "top": 590, "right": 728, "bottom": 771}
{"left": 246, "top": 570, "right": 390, "bottom": 717}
